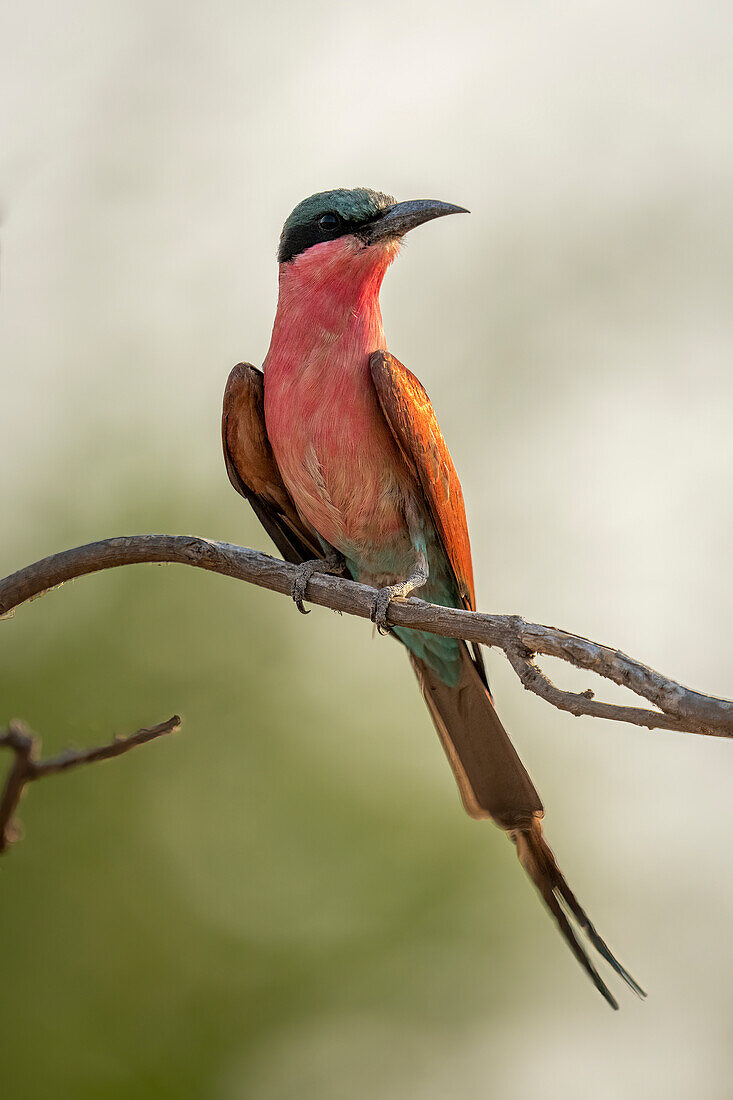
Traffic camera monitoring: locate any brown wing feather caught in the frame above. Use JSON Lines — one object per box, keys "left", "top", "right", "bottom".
{"left": 409, "top": 648, "right": 543, "bottom": 823}
{"left": 370, "top": 357, "right": 643, "bottom": 1007}
{"left": 370, "top": 351, "right": 476, "bottom": 610}
{"left": 225, "top": 361, "right": 642, "bottom": 1008}
{"left": 222, "top": 363, "right": 323, "bottom": 564}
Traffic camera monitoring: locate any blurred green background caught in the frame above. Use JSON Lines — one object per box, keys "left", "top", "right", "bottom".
{"left": 2, "top": 2, "right": 732, "bottom": 1097}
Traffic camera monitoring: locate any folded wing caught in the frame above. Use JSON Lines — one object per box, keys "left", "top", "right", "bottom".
{"left": 222, "top": 362, "right": 323, "bottom": 563}
{"left": 369, "top": 351, "right": 643, "bottom": 1008}
{"left": 370, "top": 351, "right": 476, "bottom": 610}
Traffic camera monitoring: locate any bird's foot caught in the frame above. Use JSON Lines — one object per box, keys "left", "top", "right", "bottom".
{"left": 291, "top": 552, "right": 346, "bottom": 614}
{"left": 370, "top": 582, "right": 414, "bottom": 636}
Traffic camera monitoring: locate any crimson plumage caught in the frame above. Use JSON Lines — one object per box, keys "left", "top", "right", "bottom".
{"left": 223, "top": 188, "right": 643, "bottom": 1008}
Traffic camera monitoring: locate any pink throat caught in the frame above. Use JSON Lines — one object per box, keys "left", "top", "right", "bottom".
{"left": 265, "top": 235, "right": 399, "bottom": 370}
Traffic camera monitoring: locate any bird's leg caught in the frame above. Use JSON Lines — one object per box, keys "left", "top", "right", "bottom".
{"left": 371, "top": 501, "right": 429, "bottom": 635}
{"left": 291, "top": 548, "right": 347, "bottom": 614}
{"left": 370, "top": 550, "right": 429, "bottom": 635}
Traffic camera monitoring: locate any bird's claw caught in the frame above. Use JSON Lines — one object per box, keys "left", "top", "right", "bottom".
{"left": 371, "top": 585, "right": 406, "bottom": 636}
{"left": 291, "top": 553, "right": 346, "bottom": 615}
{"left": 291, "top": 564, "right": 314, "bottom": 614}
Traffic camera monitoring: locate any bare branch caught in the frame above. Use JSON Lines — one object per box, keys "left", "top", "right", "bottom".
{"left": 0, "top": 722, "right": 36, "bottom": 852}
{"left": 504, "top": 646, "right": 703, "bottom": 735}
{"left": 1, "top": 534, "right": 732, "bottom": 739}
{"left": 0, "top": 715, "right": 181, "bottom": 853}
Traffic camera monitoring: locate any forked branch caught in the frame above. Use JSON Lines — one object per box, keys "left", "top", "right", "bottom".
{"left": 0, "top": 716, "right": 180, "bottom": 854}
{"left": 2, "top": 535, "right": 732, "bottom": 740}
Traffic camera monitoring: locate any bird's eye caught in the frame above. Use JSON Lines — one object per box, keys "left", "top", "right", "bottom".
{"left": 318, "top": 212, "right": 341, "bottom": 233}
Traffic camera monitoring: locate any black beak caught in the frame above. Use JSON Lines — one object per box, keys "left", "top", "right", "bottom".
{"left": 362, "top": 199, "right": 469, "bottom": 244}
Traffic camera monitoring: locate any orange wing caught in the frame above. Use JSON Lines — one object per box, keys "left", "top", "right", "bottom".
{"left": 222, "top": 362, "right": 323, "bottom": 564}
{"left": 370, "top": 351, "right": 476, "bottom": 611}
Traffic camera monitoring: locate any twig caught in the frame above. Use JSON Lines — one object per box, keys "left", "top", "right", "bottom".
{"left": 1, "top": 534, "right": 732, "bottom": 738}
{"left": 0, "top": 715, "right": 180, "bottom": 854}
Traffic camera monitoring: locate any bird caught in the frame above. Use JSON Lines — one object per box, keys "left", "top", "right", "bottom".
{"left": 222, "top": 187, "right": 644, "bottom": 1009}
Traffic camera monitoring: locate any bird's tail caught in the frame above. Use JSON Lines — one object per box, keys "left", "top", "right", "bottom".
{"left": 512, "top": 816, "right": 645, "bottom": 1009}
{"left": 410, "top": 645, "right": 645, "bottom": 1009}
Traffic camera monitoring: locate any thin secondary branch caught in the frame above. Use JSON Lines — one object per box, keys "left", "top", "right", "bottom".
{"left": 1, "top": 535, "right": 732, "bottom": 739}
{"left": 0, "top": 715, "right": 180, "bottom": 853}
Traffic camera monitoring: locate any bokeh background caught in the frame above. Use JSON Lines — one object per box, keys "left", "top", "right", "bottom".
{"left": 2, "top": 2, "right": 733, "bottom": 1097}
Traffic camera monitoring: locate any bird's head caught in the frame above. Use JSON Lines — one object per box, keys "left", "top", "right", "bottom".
{"left": 270, "top": 188, "right": 464, "bottom": 352}
{"left": 278, "top": 188, "right": 467, "bottom": 264}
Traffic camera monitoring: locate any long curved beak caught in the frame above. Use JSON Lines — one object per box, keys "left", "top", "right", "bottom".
{"left": 362, "top": 199, "right": 469, "bottom": 244}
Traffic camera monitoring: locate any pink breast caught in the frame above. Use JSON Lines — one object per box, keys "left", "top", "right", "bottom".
{"left": 263, "top": 234, "right": 409, "bottom": 553}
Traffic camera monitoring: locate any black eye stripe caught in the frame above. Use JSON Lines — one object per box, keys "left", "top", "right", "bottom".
{"left": 279, "top": 212, "right": 356, "bottom": 263}
{"left": 278, "top": 190, "right": 396, "bottom": 264}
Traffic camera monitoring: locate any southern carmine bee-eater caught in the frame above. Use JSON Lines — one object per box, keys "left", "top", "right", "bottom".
{"left": 222, "top": 187, "right": 645, "bottom": 1009}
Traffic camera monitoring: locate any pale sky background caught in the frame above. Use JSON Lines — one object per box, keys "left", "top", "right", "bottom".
{"left": 2, "top": 2, "right": 733, "bottom": 1097}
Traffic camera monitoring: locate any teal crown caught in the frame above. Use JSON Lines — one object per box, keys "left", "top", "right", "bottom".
{"left": 279, "top": 188, "right": 395, "bottom": 263}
